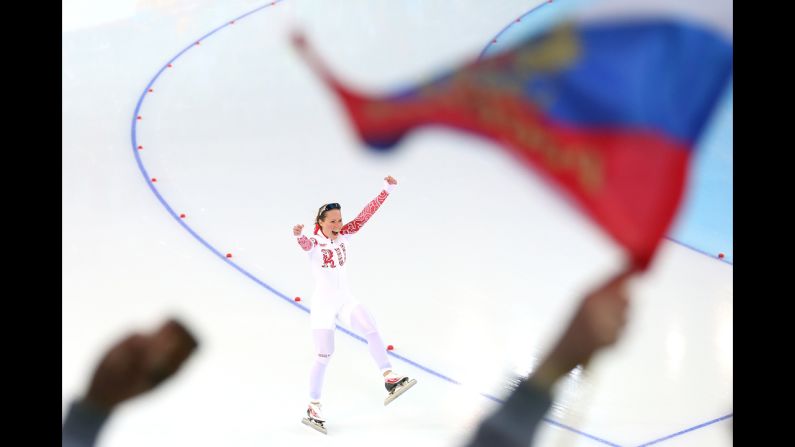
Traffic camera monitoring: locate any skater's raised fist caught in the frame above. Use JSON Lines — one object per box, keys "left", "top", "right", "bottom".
{"left": 384, "top": 175, "right": 397, "bottom": 185}
{"left": 293, "top": 224, "right": 304, "bottom": 236}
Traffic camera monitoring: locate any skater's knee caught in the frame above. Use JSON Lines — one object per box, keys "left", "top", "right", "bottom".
{"left": 351, "top": 307, "right": 378, "bottom": 334}
{"left": 316, "top": 351, "right": 333, "bottom": 364}
{"left": 359, "top": 321, "right": 377, "bottom": 335}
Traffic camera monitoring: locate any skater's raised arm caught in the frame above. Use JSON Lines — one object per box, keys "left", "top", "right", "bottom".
{"left": 340, "top": 176, "right": 397, "bottom": 235}
{"left": 294, "top": 224, "right": 316, "bottom": 251}
{"left": 464, "top": 269, "right": 634, "bottom": 447}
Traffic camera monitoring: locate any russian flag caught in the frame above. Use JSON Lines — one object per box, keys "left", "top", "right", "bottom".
{"left": 293, "top": 0, "right": 732, "bottom": 269}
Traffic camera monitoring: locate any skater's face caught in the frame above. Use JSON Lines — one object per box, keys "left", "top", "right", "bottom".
{"left": 319, "top": 209, "right": 343, "bottom": 239}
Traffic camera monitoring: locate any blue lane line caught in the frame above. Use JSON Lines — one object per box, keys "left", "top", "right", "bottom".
{"left": 543, "top": 417, "right": 623, "bottom": 447}
{"left": 635, "top": 414, "right": 733, "bottom": 446}
{"left": 664, "top": 236, "right": 733, "bottom": 265}
{"left": 477, "top": 1, "right": 552, "bottom": 61}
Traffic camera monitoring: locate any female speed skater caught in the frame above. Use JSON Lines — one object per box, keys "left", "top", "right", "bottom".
{"left": 293, "top": 175, "right": 416, "bottom": 434}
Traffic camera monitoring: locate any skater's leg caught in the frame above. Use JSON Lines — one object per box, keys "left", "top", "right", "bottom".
{"left": 350, "top": 305, "right": 392, "bottom": 373}
{"left": 309, "top": 329, "right": 335, "bottom": 401}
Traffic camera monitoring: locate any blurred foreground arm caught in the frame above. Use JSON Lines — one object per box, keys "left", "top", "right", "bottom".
{"left": 62, "top": 318, "right": 198, "bottom": 447}
{"left": 465, "top": 270, "right": 632, "bottom": 447}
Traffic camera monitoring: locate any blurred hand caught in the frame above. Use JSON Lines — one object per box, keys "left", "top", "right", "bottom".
{"left": 84, "top": 319, "right": 198, "bottom": 411}
{"left": 531, "top": 269, "right": 633, "bottom": 390}
{"left": 293, "top": 224, "right": 304, "bottom": 236}
{"left": 384, "top": 175, "right": 397, "bottom": 185}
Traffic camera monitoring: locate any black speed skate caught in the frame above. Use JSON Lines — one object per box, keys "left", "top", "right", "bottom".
{"left": 301, "top": 401, "right": 327, "bottom": 434}
{"left": 384, "top": 373, "right": 417, "bottom": 406}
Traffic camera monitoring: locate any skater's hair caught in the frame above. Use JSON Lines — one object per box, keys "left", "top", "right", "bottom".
{"left": 315, "top": 202, "right": 341, "bottom": 224}
{"left": 314, "top": 203, "right": 341, "bottom": 234}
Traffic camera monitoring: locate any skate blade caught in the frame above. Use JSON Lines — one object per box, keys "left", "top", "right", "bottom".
{"left": 302, "top": 417, "right": 328, "bottom": 434}
{"left": 384, "top": 378, "right": 417, "bottom": 406}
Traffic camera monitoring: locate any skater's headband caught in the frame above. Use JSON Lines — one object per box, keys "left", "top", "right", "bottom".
{"left": 316, "top": 203, "right": 340, "bottom": 220}
{"left": 315, "top": 203, "right": 341, "bottom": 235}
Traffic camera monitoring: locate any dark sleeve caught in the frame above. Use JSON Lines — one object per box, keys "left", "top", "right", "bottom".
{"left": 62, "top": 399, "right": 111, "bottom": 447}
{"left": 464, "top": 379, "right": 553, "bottom": 447}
